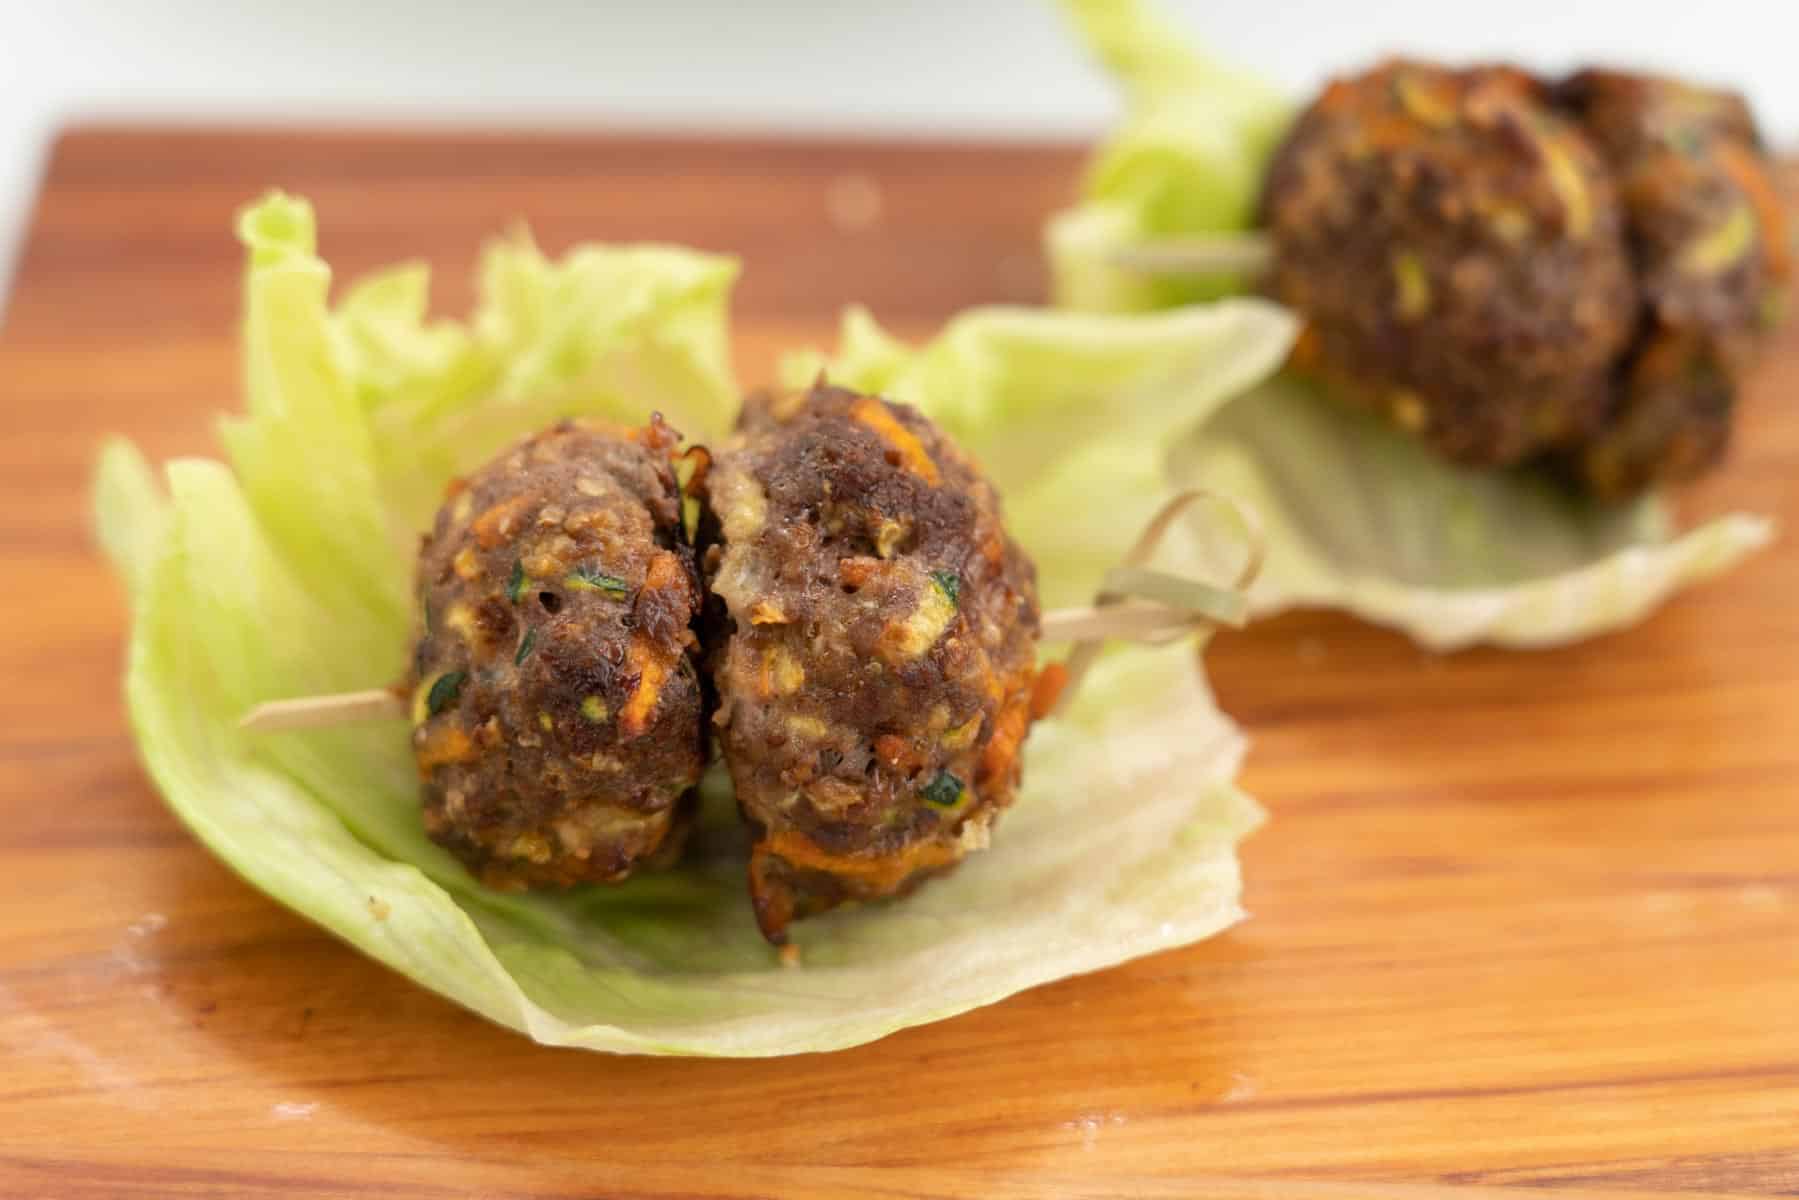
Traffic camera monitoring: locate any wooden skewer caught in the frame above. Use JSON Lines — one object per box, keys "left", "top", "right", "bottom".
{"left": 1048, "top": 601, "right": 1223, "bottom": 644}
{"left": 240, "top": 488, "right": 1265, "bottom": 734}
{"left": 238, "top": 600, "right": 1218, "bottom": 734}
{"left": 241, "top": 689, "right": 404, "bottom": 733}
{"left": 1108, "top": 231, "right": 1274, "bottom": 278}
{"left": 1052, "top": 487, "right": 1263, "bottom": 717}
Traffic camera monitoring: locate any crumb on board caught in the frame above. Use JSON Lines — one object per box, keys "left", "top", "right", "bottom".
{"left": 825, "top": 173, "right": 882, "bottom": 232}
{"left": 367, "top": 896, "right": 391, "bottom": 921}
{"left": 271, "top": 1101, "right": 320, "bottom": 1121}
{"left": 778, "top": 943, "right": 802, "bottom": 968}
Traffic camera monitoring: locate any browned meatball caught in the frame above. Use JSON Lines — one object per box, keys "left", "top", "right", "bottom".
{"left": 409, "top": 416, "right": 705, "bottom": 890}
{"left": 699, "top": 384, "right": 1043, "bottom": 943}
{"left": 1556, "top": 69, "right": 1790, "bottom": 496}
{"left": 1580, "top": 333, "right": 1736, "bottom": 497}
{"left": 1559, "top": 69, "right": 1772, "bottom": 352}
{"left": 1260, "top": 60, "right": 1638, "bottom": 466}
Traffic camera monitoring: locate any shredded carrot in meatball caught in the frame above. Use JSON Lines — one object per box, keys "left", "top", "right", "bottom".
{"left": 470, "top": 494, "right": 534, "bottom": 549}
{"left": 618, "top": 551, "right": 688, "bottom": 737}
{"left": 414, "top": 725, "right": 476, "bottom": 773}
{"left": 978, "top": 687, "right": 1033, "bottom": 790}
{"left": 849, "top": 397, "right": 941, "bottom": 485}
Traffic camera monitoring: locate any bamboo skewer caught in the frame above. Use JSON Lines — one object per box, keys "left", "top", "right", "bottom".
{"left": 1038, "top": 600, "right": 1227, "bottom": 645}
{"left": 1108, "top": 231, "right": 1274, "bottom": 278}
{"left": 241, "top": 689, "right": 405, "bottom": 733}
{"left": 240, "top": 488, "right": 1264, "bottom": 734}
{"left": 1052, "top": 488, "right": 1262, "bottom": 716}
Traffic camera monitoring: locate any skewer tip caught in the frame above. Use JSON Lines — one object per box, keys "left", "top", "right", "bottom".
{"left": 1108, "top": 232, "right": 1274, "bottom": 278}
{"left": 239, "top": 689, "right": 405, "bottom": 733}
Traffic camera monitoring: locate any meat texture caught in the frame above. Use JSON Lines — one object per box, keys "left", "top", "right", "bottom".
{"left": 1260, "top": 60, "right": 1637, "bottom": 467}
{"left": 700, "top": 384, "right": 1043, "bottom": 942}
{"left": 1259, "top": 58, "right": 1788, "bottom": 497}
{"left": 408, "top": 416, "right": 706, "bottom": 889}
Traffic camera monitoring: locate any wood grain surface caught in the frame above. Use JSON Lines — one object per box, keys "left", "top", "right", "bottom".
{"left": 1, "top": 127, "right": 1795, "bottom": 1199}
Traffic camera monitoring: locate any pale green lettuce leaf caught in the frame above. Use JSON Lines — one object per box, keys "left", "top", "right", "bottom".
{"left": 1170, "top": 378, "right": 1775, "bottom": 649}
{"left": 221, "top": 195, "right": 405, "bottom": 632}
{"left": 368, "top": 232, "right": 741, "bottom": 535}
{"left": 93, "top": 438, "right": 171, "bottom": 600}
{"left": 95, "top": 193, "right": 1261, "bottom": 1056}
{"left": 785, "top": 301, "right": 1298, "bottom": 609}
{"left": 1049, "top": 0, "right": 1292, "bottom": 311}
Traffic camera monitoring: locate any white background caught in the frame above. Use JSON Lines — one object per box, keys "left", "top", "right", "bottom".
{"left": 4, "top": 0, "right": 1795, "bottom": 311}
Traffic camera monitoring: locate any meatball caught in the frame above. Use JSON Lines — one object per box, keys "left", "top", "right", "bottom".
{"left": 1556, "top": 69, "right": 1790, "bottom": 496}
{"left": 1579, "top": 332, "right": 1737, "bottom": 497}
{"left": 408, "top": 416, "right": 706, "bottom": 890}
{"left": 699, "top": 384, "right": 1043, "bottom": 943}
{"left": 1558, "top": 68, "right": 1773, "bottom": 355}
{"left": 1260, "top": 60, "right": 1638, "bottom": 466}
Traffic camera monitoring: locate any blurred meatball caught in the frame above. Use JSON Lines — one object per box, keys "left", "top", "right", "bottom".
{"left": 1559, "top": 69, "right": 1771, "bottom": 349}
{"left": 1260, "top": 60, "right": 1638, "bottom": 466}
{"left": 1580, "top": 333, "right": 1737, "bottom": 497}
{"left": 1556, "top": 69, "right": 1790, "bottom": 496}
{"left": 409, "top": 416, "right": 705, "bottom": 890}
{"left": 700, "top": 384, "right": 1043, "bottom": 943}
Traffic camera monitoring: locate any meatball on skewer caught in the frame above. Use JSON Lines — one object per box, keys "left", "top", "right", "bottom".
{"left": 1259, "top": 61, "right": 1638, "bottom": 467}
{"left": 1556, "top": 69, "right": 1791, "bottom": 496}
{"left": 1253, "top": 58, "right": 1787, "bottom": 497}
{"left": 700, "top": 384, "right": 1044, "bottom": 943}
{"left": 409, "top": 416, "right": 707, "bottom": 890}
{"left": 255, "top": 397, "right": 1202, "bottom": 944}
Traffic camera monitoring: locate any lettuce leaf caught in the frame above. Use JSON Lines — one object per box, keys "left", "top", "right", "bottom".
{"left": 785, "top": 301, "right": 1298, "bottom": 610}
{"left": 1171, "top": 379, "right": 1774, "bottom": 648}
{"left": 1048, "top": 0, "right": 1293, "bottom": 311}
{"left": 95, "top": 193, "right": 1261, "bottom": 1055}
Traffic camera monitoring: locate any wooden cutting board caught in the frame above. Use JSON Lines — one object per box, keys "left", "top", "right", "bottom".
{"left": 1, "top": 128, "right": 1795, "bottom": 1200}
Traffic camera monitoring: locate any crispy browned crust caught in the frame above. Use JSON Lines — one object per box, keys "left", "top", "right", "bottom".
{"left": 699, "top": 384, "right": 1041, "bottom": 942}
{"left": 408, "top": 416, "right": 705, "bottom": 890}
